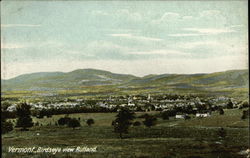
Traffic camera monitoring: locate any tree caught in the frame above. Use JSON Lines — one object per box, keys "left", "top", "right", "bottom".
{"left": 1, "top": 109, "right": 13, "bottom": 134}
{"left": 241, "top": 109, "right": 249, "bottom": 120}
{"left": 58, "top": 116, "right": 71, "bottom": 126}
{"left": 16, "top": 102, "right": 33, "bottom": 131}
{"left": 2, "top": 121, "right": 13, "bottom": 134}
{"left": 86, "top": 118, "right": 95, "bottom": 126}
{"left": 226, "top": 100, "right": 233, "bottom": 109}
{"left": 133, "top": 121, "right": 141, "bottom": 126}
{"left": 112, "top": 108, "right": 135, "bottom": 139}
{"left": 219, "top": 108, "right": 224, "bottom": 115}
{"left": 67, "top": 118, "right": 80, "bottom": 129}
{"left": 217, "top": 127, "right": 226, "bottom": 139}
{"left": 161, "top": 111, "right": 170, "bottom": 120}
{"left": 143, "top": 115, "right": 157, "bottom": 128}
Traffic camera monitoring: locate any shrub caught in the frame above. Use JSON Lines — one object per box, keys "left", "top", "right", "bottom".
{"left": 58, "top": 116, "right": 71, "bottom": 126}
{"left": 161, "top": 112, "right": 169, "bottom": 120}
{"left": 2, "top": 121, "right": 13, "bottom": 134}
{"left": 67, "top": 118, "right": 81, "bottom": 129}
{"left": 143, "top": 115, "right": 157, "bottom": 128}
{"left": 241, "top": 109, "right": 249, "bottom": 120}
{"left": 218, "top": 108, "right": 224, "bottom": 115}
{"left": 86, "top": 118, "right": 95, "bottom": 126}
{"left": 184, "top": 115, "right": 191, "bottom": 120}
{"left": 133, "top": 121, "right": 141, "bottom": 126}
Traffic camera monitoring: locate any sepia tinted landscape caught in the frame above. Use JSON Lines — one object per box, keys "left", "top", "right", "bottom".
{"left": 2, "top": 69, "right": 249, "bottom": 158}
{"left": 1, "top": 1, "right": 249, "bottom": 158}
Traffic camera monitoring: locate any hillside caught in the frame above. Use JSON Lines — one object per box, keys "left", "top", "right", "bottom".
{"left": 1, "top": 69, "right": 249, "bottom": 97}
{"left": 1, "top": 69, "right": 138, "bottom": 91}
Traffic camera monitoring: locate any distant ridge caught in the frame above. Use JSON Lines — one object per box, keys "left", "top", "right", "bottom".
{"left": 1, "top": 69, "right": 248, "bottom": 94}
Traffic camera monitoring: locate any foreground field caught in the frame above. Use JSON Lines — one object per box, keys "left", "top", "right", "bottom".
{"left": 2, "top": 109, "right": 249, "bottom": 158}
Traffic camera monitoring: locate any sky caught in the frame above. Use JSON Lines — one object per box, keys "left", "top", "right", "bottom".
{"left": 1, "top": 0, "right": 248, "bottom": 79}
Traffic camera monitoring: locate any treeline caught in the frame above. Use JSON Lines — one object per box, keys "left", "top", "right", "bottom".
{"left": 33, "top": 106, "right": 117, "bottom": 118}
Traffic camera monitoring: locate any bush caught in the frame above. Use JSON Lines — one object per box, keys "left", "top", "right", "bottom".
{"left": 58, "top": 116, "right": 71, "bottom": 126}
{"left": 67, "top": 118, "right": 81, "bottom": 129}
{"left": 219, "top": 108, "right": 224, "bottom": 115}
{"left": 161, "top": 112, "right": 169, "bottom": 120}
{"left": 86, "top": 118, "right": 95, "bottom": 126}
{"left": 226, "top": 100, "right": 233, "bottom": 109}
{"left": 133, "top": 121, "right": 141, "bottom": 126}
{"left": 184, "top": 115, "right": 191, "bottom": 120}
{"left": 2, "top": 121, "right": 13, "bottom": 134}
{"left": 143, "top": 115, "right": 157, "bottom": 128}
{"left": 241, "top": 109, "right": 249, "bottom": 120}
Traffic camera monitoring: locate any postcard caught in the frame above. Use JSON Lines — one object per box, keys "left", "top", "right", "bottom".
{"left": 1, "top": 0, "right": 249, "bottom": 158}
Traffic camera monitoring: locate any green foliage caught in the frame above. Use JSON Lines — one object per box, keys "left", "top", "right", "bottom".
{"left": 143, "top": 115, "right": 157, "bottom": 128}
{"left": 2, "top": 121, "right": 13, "bottom": 134}
{"left": 86, "top": 118, "right": 95, "bottom": 126}
{"left": 67, "top": 118, "right": 81, "bottom": 129}
{"left": 219, "top": 108, "right": 224, "bottom": 115}
{"left": 58, "top": 116, "right": 71, "bottom": 126}
{"left": 217, "top": 128, "right": 227, "bottom": 138}
{"left": 133, "top": 121, "right": 141, "bottom": 126}
{"left": 241, "top": 109, "right": 249, "bottom": 120}
{"left": 161, "top": 111, "right": 170, "bottom": 120}
{"left": 113, "top": 108, "right": 135, "bottom": 138}
{"left": 1, "top": 101, "right": 12, "bottom": 110}
{"left": 226, "top": 100, "right": 234, "bottom": 109}
{"left": 15, "top": 102, "right": 33, "bottom": 131}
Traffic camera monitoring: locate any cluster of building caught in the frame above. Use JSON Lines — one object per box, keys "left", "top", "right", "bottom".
{"left": 4, "top": 94, "right": 239, "bottom": 118}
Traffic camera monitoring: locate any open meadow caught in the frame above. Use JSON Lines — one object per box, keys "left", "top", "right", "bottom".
{"left": 2, "top": 109, "right": 249, "bottom": 158}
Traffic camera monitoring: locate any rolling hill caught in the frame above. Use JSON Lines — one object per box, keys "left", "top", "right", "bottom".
{"left": 1, "top": 69, "right": 249, "bottom": 97}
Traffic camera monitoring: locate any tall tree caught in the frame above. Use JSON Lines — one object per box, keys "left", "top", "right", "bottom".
{"left": 16, "top": 102, "right": 33, "bottom": 131}
{"left": 113, "top": 108, "right": 135, "bottom": 139}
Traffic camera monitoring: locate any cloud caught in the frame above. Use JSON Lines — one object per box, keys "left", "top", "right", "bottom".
{"left": 109, "top": 34, "right": 163, "bottom": 42}
{"left": 152, "top": 12, "right": 181, "bottom": 24}
{"left": 179, "top": 41, "right": 219, "bottom": 49}
{"left": 1, "top": 43, "right": 27, "bottom": 49}
{"left": 169, "top": 27, "right": 236, "bottom": 37}
{"left": 168, "top": 33, "right": 202, "bottom": 37}
{"left": 1, "top": 24, "right": 41, "bottom": 28}
{"left": 178, "top": 39, "right": 248, "bottom": 59}
{"left": 1, "top": 40, "right": 64, "bottom": 50}
{"left": 183, "top": 28, "right": 235, "bottom": 34}
{"left": 128, "top": 49, "right": 188, "bottom": 57}
{"left": 199, "top": 10, "right": 221, "bottom": 18}
{"left": 230, "top": 25, "right": 244, "bottom": 28}
{"left": 160, "top": 12, "right": 180, "bottom": 21}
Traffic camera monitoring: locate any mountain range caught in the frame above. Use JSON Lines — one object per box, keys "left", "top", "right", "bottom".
{"left": 1, "top": 69, "right": 249, "bottom": 97}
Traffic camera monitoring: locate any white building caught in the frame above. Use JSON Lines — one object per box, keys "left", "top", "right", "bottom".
{"left": 196, "top": 113, "right": 211, "bottom": 118}
{"left": 175, "top": 114, "right": 187, "bottom": 119}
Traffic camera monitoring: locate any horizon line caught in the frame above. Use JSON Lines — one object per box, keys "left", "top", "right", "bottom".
{"left": 1, "top": 68, "right": 248, "bottom": 80}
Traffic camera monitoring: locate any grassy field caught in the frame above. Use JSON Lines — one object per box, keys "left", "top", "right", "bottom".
{"left": 2, "top": 109, "right": 249, "bottom": 158}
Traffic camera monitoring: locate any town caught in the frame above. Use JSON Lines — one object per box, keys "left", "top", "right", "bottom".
{"left": 2, "top": 93, "right": 248, "bottom": 120}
